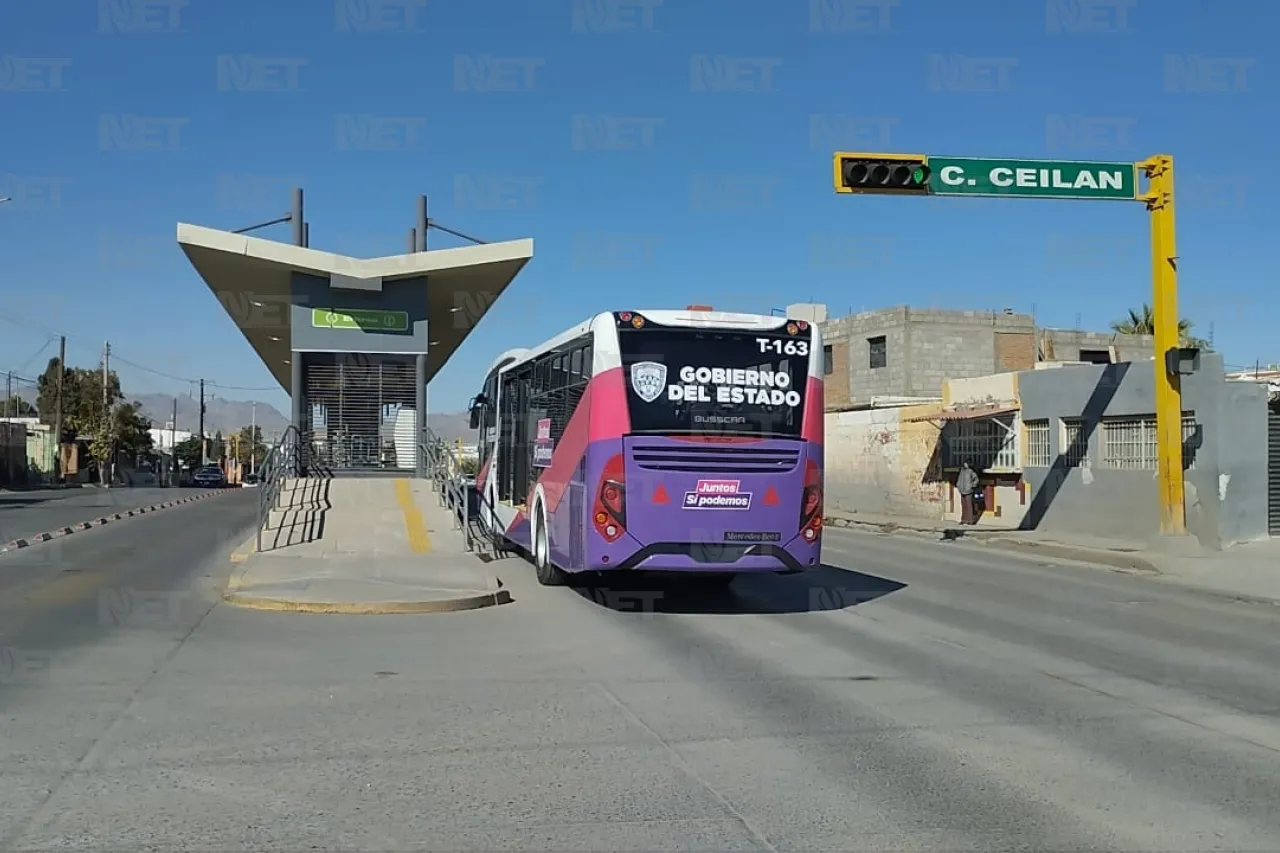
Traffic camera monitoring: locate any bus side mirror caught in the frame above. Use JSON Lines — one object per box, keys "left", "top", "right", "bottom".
{"left": 469, "top": 407, "right": 482, "bottom": 430}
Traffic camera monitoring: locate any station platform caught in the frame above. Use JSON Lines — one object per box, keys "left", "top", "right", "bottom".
{"left": 225, "top": 477, "right": 509, "bottom": 614}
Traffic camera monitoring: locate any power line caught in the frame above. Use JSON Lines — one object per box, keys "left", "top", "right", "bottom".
{"left": 0, "top": 309, "right": 281, "bottom": 393}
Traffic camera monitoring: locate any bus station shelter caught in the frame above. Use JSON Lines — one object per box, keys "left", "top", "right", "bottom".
{"left": 176, "top": 222, "right": 533, "bottom": 472}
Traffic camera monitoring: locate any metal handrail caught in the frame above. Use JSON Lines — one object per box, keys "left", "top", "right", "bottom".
{"left": 256, "top": 426, "right": 302, "bottom": 553}
{"left": 418, "top": 429, "right": 481, "bottom": 552}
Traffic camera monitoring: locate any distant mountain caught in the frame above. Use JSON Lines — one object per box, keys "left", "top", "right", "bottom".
{"left": 13, "top": 386, "right": 476, "bottom": 443}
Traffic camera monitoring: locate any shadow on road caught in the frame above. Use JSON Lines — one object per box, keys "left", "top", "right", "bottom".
{"left": 572, "top": 563, "right": 906, "bottom": 615}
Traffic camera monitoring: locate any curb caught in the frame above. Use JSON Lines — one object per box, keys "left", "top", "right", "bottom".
{"left": 824, "top": 513, "right": 1162, "bottom": 573}
{"left": 228, "top": 535, "right": 257, "bottom": 565}
{"left": 221, "top": 588, "right": 512, "bottom": 615}
{"left": 976, "top": 538, "right": 1161, "bottom": 573}
{"left": 1, "top": 488, "right": 238, "bottom": 554}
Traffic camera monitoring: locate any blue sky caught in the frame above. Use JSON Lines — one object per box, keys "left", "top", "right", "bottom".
{"left": 0, "top": 0, "right": 1270, "bottom": 419}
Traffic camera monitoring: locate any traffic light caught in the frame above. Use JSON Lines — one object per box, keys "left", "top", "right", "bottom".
{"left": 833, "top": 152, "right": 931, "bottom": 195}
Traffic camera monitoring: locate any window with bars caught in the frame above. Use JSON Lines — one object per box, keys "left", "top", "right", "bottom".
{"left": 1061, "top": 418, "right": 1091, "bottom": 467}
{"left": 1024, "top": 419, "right": 1050, "bottom": 467}
{"left": 945, "top": 415, "right": 1019, "bottom": 470}
{"left": 1101, "top": 413, "right": 1199, "bottom": 470}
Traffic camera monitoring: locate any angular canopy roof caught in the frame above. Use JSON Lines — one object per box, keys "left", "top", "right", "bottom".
{"left": 177, "top": 223, "right": 534, "bottom": 394}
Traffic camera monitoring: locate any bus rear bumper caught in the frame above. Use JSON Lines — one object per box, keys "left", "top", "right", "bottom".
{"left": 604, "top": 543, "right": 811, "bottom": 574}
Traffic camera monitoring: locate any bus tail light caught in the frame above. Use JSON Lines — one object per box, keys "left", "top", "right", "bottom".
{"left": 800, "top": 458, "right": 823, "bottom": 542}
{"left": 594, "top": 453, "right": 627, "bottom": 543}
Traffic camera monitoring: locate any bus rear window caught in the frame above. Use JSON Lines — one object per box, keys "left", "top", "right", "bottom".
{"left": 618, "top": 327, "right": 811, "bottom": 438}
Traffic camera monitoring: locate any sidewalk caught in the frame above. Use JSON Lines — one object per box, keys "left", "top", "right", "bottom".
{"left": 825, "top": 508, "right": 1280, "bottom": 605}
{"left": 225, "top": 478, "right": 509, "bottom": 614}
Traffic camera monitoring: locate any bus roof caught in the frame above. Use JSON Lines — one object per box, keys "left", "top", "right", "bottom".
{"left": 493, "top": 310, "right": 805, "bottom": 376}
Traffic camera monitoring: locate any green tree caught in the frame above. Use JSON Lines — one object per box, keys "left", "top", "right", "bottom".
{"left": 1, "top": 395, "right": 36, "bottom": 417}
{"left": 115, "top": 401, "right": 154, "bottom": 459}
{"left": 1110, "top": 304, "right": 1211, "bottom": 350}
{"left": 173, "top": 435, "right": 204, "bottom": 470}
{"left": 234, "top": 425, "right": 267, "bottom": 467}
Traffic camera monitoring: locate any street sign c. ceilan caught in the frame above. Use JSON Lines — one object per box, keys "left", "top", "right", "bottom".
{"left": 929, "top": 156, "right": 1138, "bottom": 200}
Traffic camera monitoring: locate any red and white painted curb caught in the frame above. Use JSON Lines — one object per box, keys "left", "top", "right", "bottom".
{"left": 1, "top": 488, "right": 238, "bottom": 553}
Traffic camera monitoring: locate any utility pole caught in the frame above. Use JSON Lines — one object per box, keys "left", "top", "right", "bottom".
{"left": 102, "top": 342, "right": 113, "bottom": 487}
{"left": 4, "top": 371, "right": 10, "bottom": 418}
{"left": 170, "top": 397, "right": 178, "bottom": 486}
{"left": 250, "top": 402, "right": 257, "bottom": 475}
{"left": 53, "top": 336, "right": 65, "bottom": 484}
{"left": 198, "top": 378, "right": 206, "bottom": 465}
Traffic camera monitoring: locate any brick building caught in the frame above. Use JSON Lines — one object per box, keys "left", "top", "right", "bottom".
{"left": 784, "top": 303, "right": 1155, "bottom": 412}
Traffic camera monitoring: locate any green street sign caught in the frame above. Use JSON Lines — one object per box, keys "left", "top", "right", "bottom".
{"left": 311, "top": 308, "right": 410, "bottom": 332}
{"left": 929, "top": 157, "right": 1138, "bottom": 200}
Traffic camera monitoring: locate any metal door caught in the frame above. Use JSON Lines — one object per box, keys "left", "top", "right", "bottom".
{"left": 1268, "top": 410, "right": 1280, "bottom": 536}
{"left": 303, "top": 353, "right": 417, "bottom": 471}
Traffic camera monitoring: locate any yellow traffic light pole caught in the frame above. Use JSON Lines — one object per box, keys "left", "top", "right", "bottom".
{"left": 833, "top": 150, "right": 1188, "bottom": 536}
{"left": 1138, "top": 154, "right": 1185, "bottom": 536}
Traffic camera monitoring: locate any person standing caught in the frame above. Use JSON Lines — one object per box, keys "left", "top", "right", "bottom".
{"left": 958, "top": 461, "right": 979, "bottom": 525}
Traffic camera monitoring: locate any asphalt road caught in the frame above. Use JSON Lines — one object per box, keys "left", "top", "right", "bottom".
{"left": 0, "top": 486, "right": 222, "bottom": 546}
{"left": 2, "top": 517, "right": 1279, "bottom": 851}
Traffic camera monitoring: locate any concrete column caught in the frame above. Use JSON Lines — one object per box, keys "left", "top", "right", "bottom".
{"left": 291, "top": 188, "right": 305, "bottom": 247}
{"left": 291, "top": 355, "right": 305, "bottom": 476}
{"left": 416, "top": 196, "right": 427, "bottom": 252}
{"left": 415, "top": 353, "right": 427, "bottom": 478}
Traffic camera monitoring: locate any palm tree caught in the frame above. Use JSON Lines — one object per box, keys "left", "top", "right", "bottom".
{"left": 1110, "top": 304, "right": 1210, "bottom": 350}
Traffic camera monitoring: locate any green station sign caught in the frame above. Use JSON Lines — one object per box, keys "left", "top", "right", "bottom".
{"left": 311, "top": 308, "right": 410, "bottom": 332}
{"left": 929, "top": 157, "right": 1138, "bottom": 200}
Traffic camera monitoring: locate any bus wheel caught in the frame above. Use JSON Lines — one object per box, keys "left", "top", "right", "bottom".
{"left": 533, "top": 505, "right": 567, "bottom": 586}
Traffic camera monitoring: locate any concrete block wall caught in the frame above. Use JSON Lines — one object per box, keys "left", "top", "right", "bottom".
{"left": 822, "top": 307, "right": 1035, "bottom": 410}
{"left": 824, "top": 403, "right": 946, "bottom": 519}
{"left": 1041, "top": 328, "right": 1154, "bottom": 363}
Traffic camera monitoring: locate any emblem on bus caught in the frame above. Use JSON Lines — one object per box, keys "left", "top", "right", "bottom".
{"left": 630, "top": 361, "right": 667, "bottom": 403}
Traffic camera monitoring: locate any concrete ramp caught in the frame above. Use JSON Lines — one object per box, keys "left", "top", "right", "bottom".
{"left": 230, "top": 476, "right": 505, "bottom": 613}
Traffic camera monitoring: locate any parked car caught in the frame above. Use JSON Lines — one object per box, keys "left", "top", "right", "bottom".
{"left": 193, "top": 466, "right": 227, "bottom": 487}
{"left": 242, "top": 473, "right": 260, "bottom": 488}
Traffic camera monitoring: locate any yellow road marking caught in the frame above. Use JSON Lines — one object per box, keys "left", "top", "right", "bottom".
{"left": 393, "top": 479, "right": 432, "bottom": 554}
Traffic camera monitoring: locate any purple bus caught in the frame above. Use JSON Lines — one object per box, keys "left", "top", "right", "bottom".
{"left": 469, "top": 309, "right": 824, "bottom": 586}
